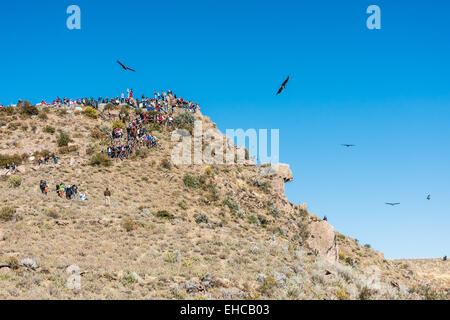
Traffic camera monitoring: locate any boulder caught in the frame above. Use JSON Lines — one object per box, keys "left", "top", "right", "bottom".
{"left": 259, "top": 163, "right": 293, "bottom": 199}
{"left": 20, "top": 258, "right": 38, "bottom": 269}
{"left": 305, "top": 221, "right": 338, "bottom": 263}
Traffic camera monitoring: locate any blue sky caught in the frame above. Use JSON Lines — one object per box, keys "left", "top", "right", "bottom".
{"left": 0, "top": 0, "right": 449, "bottom": 259}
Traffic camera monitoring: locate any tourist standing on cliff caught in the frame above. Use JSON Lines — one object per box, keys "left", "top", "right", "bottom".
{"left": 104, "top": 187, "right": 111, "bottom": 206}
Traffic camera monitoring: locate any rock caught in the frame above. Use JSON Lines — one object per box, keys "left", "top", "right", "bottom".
{"left": 74, "top": 107, "right": 83, "bottom": 112}
{"left": 201, "top": 273, "right": 213, "bottom": 289}
{"left": 221, "top": 287, "right": 244, "bottom": 299}
{"left": 170, "top": 283, "right": 180, "bottom": 292}
{"left": 257, "top": 273, "right": 267, "bottom": 283}
{"left": 273, "top": 272, "right": 287, "bottom": 288}
{"left": 142, "top": 209, "right": 153, "bottom": 217}
{"left": 259, "top": 163, "right": 293, "bottom": 199}
{"left": 176, "top": 129, "right": 191, "bottom": 137}
{"left": 20, "top": 258, "right": 38, "bottom": 269}
{"left": 194, "top": 213, "right": 208, "bottom": 224}
{"left": 244, "top": 160, "right": 256, "bottom": 167}
{"left": 185, "top": 278, "right": 198, "bottom": 293}
{"left": 247, "top": 237, "right": 254, "bottom": 242}
{"left": 131, "top": 272, "right": 143, "bottom": 283}
{"left": 66, "top": 265, "right": 81, "bottom": 290}
{"left": 66, "top": 265, "right": 81, "bottom": 275}
{"left": 304, "top": 221, "right": 338, "bottom": 263}
{"left": 251, "top": 246, "right": 261, "bottom": 254}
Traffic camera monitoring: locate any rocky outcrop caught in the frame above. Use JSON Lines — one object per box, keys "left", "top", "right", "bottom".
{"left": 305, "top": 220, "right": 338, "bottom": 263}
{"left": 259, "top": 163, "right": 293, "bottom": 200}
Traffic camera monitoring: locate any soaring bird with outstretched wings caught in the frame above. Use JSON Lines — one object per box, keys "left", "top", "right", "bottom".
{"left": 117, "top": 60, "right": 136, "bottom": 72}
{"left": 276, "top": 76, "right": 289, "bottom": 95}
{"left": 342, "top": 144, "right": 356, "bottom": 148}
{"left": 385, "top": 202, "right": 400, "bottom": 206}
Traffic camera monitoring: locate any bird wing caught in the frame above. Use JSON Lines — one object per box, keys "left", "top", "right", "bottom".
{"left": 276, "top": 87, "right": 283, "bottom": 95}
{"left": 117, "top": 61, "right": 126, "bottom": 68}
{"left": 282, "top": 76, "right": 290, "bottom": 87}
{"left": 127, "top": 67, "right": 136, "bottom": 72}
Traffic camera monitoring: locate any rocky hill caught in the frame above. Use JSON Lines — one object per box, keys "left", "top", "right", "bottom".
{"left": 0, "top": 104, "right": 448, "bottom": 300}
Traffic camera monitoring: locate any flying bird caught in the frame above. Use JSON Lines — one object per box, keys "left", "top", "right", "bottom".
{"left": 276, "top": 76, "right": 289, "bottom": 95}
{"left": 342, "top": 144, "right": 356, "bottom": 148}
{"left": 385, "top": 202, "right": 400, "bottom": 206}
{"left": 427, "top": 194, "right": 431, "bottom": 200}
{"left": 117, "top": 60, "right": 136, "bottom": 72}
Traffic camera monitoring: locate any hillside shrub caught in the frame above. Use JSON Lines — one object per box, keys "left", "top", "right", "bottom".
{"left": 112, "top": 119, "right": 125, "bottom": 130}
{"left": 194, "top": 213, "right": 209, "bottom": 224}
{"left": 58, "top": 145, "right": 79, "bottom": 154}
{"left": 159, "top": 158, "right": 172, "bottom": 170}
{"left": 7, "top": 176, "right": 22, "bottom": 188}
{"left": 155, "top": 210, "right": 174, "bottom": 220}
{"left": 0, "top": 206, "right": 16, "bottom": 222}
{"left": 18, "top": 101, "right": 38, "bottom": 116}
{"left": 82, "top": 107, "right": 98, "bottom": 119}
{"left": 183, "top": 174, "right": 199, "bottom": 189}
{"left": 121, "top": 218, "right": 135, "bottom": 232}
{"left": 0, "top": 154, "right": 25, "bottom": 166}
{"left": 90, "top": 153, "right": 112, "bottom": 167}
{"left": 57, "top": 132, "right": 71, "bottom": 147}
{"left": 175, "top": 111, "right": 195, "bottom": 132}
{"left": 44, "top": 125, "right": 55, "bottom": 134}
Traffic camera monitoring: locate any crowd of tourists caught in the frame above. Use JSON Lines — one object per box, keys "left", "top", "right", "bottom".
{"left": 39, "top": 180, "right": 87, "bottom": 201}
{"left": 106, "top": 112, "right": 159, "bottom": 161}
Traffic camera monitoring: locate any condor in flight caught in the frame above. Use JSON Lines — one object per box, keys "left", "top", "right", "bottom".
{"left": 276, "top": 76, "right": 289, "bottom": 95}
{"left": 117, "top": 60, "right": 136, "bottom": 72}
{"left": 385, "top": 203, "right": 400, "bottom": 206}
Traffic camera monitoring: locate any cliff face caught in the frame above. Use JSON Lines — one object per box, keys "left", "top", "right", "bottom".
{"left": 0, "top": 105, "right": 447, "bottom": 300}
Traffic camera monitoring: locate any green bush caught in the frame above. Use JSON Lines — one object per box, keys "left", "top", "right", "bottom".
{"left": 159, "top": 158, "right": 172, "bottom": 170}
{"left": 134, "top": 148, "right": 149, "bottom": 159}
{"left": 266, "top": 201, "right": 282, "bottom": 218}
{"left": 122, "top": 218, "right": 135, "bottom": 232}
{"left": 120, "top": 105, "right": 130, "bottom": 117}
{"left": 149, "top": 123, "right": 161, "bottom": 132}
{"left": 183, "top": 174, "right": 200, "bottom": 189}
{"left": 57, "top": 132, "right": 71, "bottom": 147}
{"left": 155, "top": 210, "right": 174, "bottom": 220}
{"left": 112, "top": 119, "right": 125, "bottom": 130}
{"left": 90, "top": 129, "right": 105, "bottom": 140}
{"left": 121, "top": 271, "right": 138, "bottom": 285}
{"left": 175, "top": 111, "right": 195, "bottom": 133}
{"left": 0, "top": 206, "right": 16, "bottom": 222}
{"left": 0, "top": 154, "right": 25, "bottom": 167}
{"left": 58, "top": 108, "right": 68, "bottom": 117}
{"left": 18, "top": 101, "right": 38, "bottom": 116}
{"left": 103, "top": 103, "right": 116, "bottom": 112}
{"left": 90, "top": 153, "right": 112, "bottom": 167}
{"left": 38, "top": 111, "right": 48, "bottom": 120}
{"left": 7, "top": 176, "right": 22, "bottom": 188}
{"left": 223, "top": 197, "right": 239, "bottom": 213}
{"left": 44, "top": 125, "right": 56, "bottom": 134}
{"left": 164, "top": 252, "right": 178, "bottom": 263}
{"left": 58, "top": 145, "right": 79, "bottom": 154}
{"left": 82, "top": 107, "right": 98, "bottom": 119}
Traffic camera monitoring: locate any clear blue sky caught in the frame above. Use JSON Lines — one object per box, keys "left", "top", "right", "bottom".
{"left": 1, "top": 0, "right": 449, "bottom": 259}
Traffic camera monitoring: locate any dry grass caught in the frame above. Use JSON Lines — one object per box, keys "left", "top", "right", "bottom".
{"left": 0, "top": 107, "right": 447, "bottom": 300}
